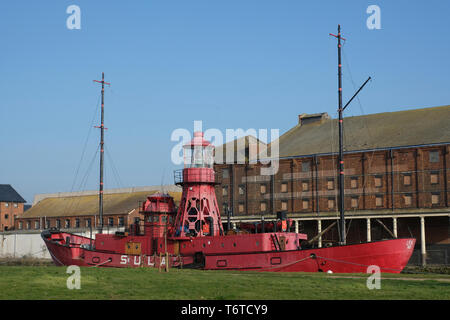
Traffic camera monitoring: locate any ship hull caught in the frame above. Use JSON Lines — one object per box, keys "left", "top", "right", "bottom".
{"left": 204, "top": 238, "right": 416, "bottom": 273}
{"left": 42, "top": 230, "right": 415, "bottom": 273}
{"left": 42, "top": 230, "right": 91, "bottom": 266}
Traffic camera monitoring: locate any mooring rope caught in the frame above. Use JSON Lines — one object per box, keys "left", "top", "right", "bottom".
{"left": 314, "top": 255, "right": 403, "bottom": 272}
{"left": 258, "top": 255, "right": 312, "bottom": 271}
{"left": 90, "top": 258, "right": 112, "bottom": 268}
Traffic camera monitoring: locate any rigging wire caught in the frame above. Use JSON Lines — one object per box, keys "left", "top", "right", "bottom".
{"left": 66, "top": 144, "right": 101, "bottom": 216}
{"left": 63, "top": 95, "right": 101, "bottom": 216}
{"left": 160, "top": 167, "right": 167, "bottom": 194}
{"left": 341, "top": 46, "right": 379, "bottom": 214}
{"left": 105, "top": 145, "right": 124, "bottom": 189}
{"left": 69, "top": 95, "right": 101, "bottom": 193}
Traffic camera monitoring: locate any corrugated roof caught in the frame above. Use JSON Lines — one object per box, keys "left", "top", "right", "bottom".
{"left": 21, "top": 190, "right": 182, "bottom": 218}
{"left": 0, "top": 185, "right": 26, "bottom": 203}
{"left": 274, "top": 105, "right": 450, "bottom": 158}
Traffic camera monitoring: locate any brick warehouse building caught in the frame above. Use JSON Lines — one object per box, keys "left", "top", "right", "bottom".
{"left": 214, "top": 105, "right": 450, "bottom": 265}
{"left": 15, "top": 186, "right": 181, "bottom": 232}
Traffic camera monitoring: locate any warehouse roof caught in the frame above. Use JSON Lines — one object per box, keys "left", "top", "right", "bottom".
{"left": 273, "top": 105, "right": 450, "bottom": 158}
{"left": 214, "top": 135, "right": 267, "bottom": 164}
{"left": 21, "top": 190, "right": 182, "bottom": 218}
{"left": 0, "top": 185, "right": 26, "bottom": 203}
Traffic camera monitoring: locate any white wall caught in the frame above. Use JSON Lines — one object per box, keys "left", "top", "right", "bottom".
{"left": 0, "top": 228, "right": 121, "bottom": 259}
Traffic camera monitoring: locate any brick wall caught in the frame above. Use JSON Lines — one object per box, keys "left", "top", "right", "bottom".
{"left": 214, "top": 145, "right": 450, "bottom": 216}
{"left": 0, "top": 202, "right": 24, "bottom": 231}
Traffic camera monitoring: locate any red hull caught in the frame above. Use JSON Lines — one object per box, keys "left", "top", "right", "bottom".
{"left": 43, "top": 232, "right": 91, "bottom": 267}
{"left": 42, "top": 230, "right": 415, "bottom": 273}
{"left": 204, "top": 238, "right": 416, "bottom": 273}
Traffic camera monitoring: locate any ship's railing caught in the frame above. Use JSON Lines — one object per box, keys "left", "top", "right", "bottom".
{"left": 173, "top": 169, "right": 222, "bottom": 185}
{"left": 174, "top": 170, "right": 183, "bottom": 185}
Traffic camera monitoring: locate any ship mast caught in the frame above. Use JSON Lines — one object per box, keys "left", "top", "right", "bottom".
{"left": 93, "top": 73, "right": 110, "bottom": 234}
{"left": 330, "top": 26, "right": 371, "bottom": 245}
{"left": 336, "top": 25, "right": 346, "bottom": 246}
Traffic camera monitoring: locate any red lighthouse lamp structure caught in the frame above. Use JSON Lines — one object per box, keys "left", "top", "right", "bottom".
{"left": 173, "top": 131, "right": 224, "bottom": 238}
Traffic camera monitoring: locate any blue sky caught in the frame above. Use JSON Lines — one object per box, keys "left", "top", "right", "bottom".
{"left": 1, "top": 1, "right": 449, "bottom": 203}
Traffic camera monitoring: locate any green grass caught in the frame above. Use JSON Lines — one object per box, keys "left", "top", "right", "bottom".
{"left": 0, "top": 266, "right": 449, "bottom": 300}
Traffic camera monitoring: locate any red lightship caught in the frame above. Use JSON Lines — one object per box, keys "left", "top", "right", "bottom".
{"left": 42, "top": 26, "right": 416, "bottom": 273}
{"left": 42, "top": 129, "right": 415, "bottom": 273}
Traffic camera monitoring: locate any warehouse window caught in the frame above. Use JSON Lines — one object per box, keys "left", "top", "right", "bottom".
{"left": 75, "top": 219, "right": 80, "bottom": 228}
{"left": 302, "top": 199, "right": 309, "bottom": 210}
{"left": 302, "top": 181, "right": 309, "bottom": 192}
{"left": 375, "top": 195, "right": 383, "bottom": 207}
{"left": 430, "top": 172, "right": 439, "bottom": 185}
{"left": 18, "top": 222, "right": 23, "bottom": 230}
{"left": 302, "top": 161, "right": 310, "bottom": 172}
{"left": 14, "top": 203, "right": 18, "bottom": 208}
{"left": 238, "top": 185, "right": 245, "bottom": 195}
{"left": 85, "top": 219, "right": 91, "bottom": 228}
{"left": 350, "top": 177, "right": 358, "bottom": 189}
{"left": 222, "top": 186, "right": 228, "bottom": 196}
{"left": 374, "top": 176, "right": 383, "bottom": 188}
{"left": 108, "top": 218, "right": 114, "bottom": 227}
{"left": 65, "top": 219, "right": 70, "bottom": 228}
{"left": 431, "top": 193, "right": 440, "bottom": 205}
{"left": 223, "top": 203, "right": 229, "bottom": 214}
{"left": 281, "top": 183, "right": 288, "bottom": 193}
{"left": 281, "top": 201, "right": 288, "bottom": 211}
{"left": 403, "top": 174, "right": 412, "bottom": 186}
{"left": 429, "top": 151, "right": 439, "bottom": 163}
{"left": 260, "top": 201, "right": 267, "bottom": 212}
{"left": 45, "top": 220, "right": 50, "bottom": 229}
{"left": 238, "top": 203, "right": 245, "bottom": 213}
{"left": 34, "top": 220, "right": 40, "bottom": 230}
{"left": 118, "top": 217, "right": 124, "bottom": 227}
{"left": 327, "top": 179, "right": 334, "bottom": 190}
{"left": 222, "top": 168, "right": 229, "bottom": 179}
{"left": 404, "top": 194, "right": 412, "bottom": 206}
{"left": 351, "top": 197, "right": 359, "bottom": 208}
{"left": 260, "top": 184, "right": 267, "bottom": 194}
{"left": 26, "top": 221, "right": 31, "bottom": 230}
{"left": 328, "top": 198, "right": 335, "bottom": 209}
{"left": 56, "top": 219, "right": 61, "bottom": 228}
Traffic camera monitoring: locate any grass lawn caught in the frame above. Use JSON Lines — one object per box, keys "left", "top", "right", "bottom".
{"left": 0, "top": 266, "right": 449, "bottom": 300}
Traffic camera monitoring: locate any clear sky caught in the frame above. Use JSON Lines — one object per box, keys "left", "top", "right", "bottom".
{"left": 1, "top": 1, "right": 449, "bottom": 203}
